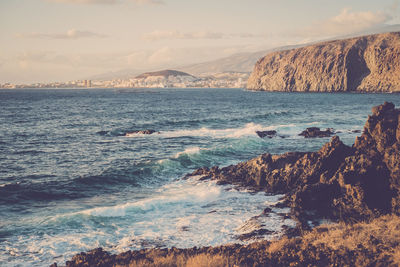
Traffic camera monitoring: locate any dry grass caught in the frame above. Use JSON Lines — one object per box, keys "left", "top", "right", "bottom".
{"left": 71, "top": 215, "right": 400, "bottom": 267}
{"left": 309, "top": 215, "right": 400, "bottom": 251}
{"left": 124, "top": 253, "right": 228, "bottom": 267}
{"left": 185, "top": 254, "right": 227, "bottom": 267}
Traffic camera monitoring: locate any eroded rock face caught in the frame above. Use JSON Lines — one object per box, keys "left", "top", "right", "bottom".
{"left": 247, "top": 32, "right": 400, "bottom": 92}
{"left": 187, "top": 102, "right": 400, "bottom": 226}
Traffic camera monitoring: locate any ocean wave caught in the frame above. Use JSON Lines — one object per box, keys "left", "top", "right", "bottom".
{"left": 160, "top": 122, "right": 297, "bottom": 139}
{"left": 97, "top": 120, "right": 324, "bottom": 140}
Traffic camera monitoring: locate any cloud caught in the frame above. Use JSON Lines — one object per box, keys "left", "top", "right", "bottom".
{"left": 302, "top": 8, "right": 392, "bottom": 38}
{"left": 16, "top": 29, "right": 107, "bottom": 40}
{"left": 142, "top": 30, "right": 262, "bottom": 41}
{"left": 47, "top": 0, "right": 164, "bottom": 4}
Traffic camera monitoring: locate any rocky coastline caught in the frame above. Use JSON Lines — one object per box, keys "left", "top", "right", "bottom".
{"left": 63, "top": 102, "right": 400, "bottom": 267}
{"left": 247, "top": 32, "right": 400, "bottom": 92}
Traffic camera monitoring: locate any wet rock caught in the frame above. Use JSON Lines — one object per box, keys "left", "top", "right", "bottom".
{"left": 237, "top": 229, "right": 275, "bottom": 241}
{"left": 256, "top": 130, "right": 277, "bottom": 138}
{"left": 299, "top": 127, "right": 335, "bottom": 138}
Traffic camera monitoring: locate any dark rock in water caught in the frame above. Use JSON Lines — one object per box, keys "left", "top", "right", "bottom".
{"left": 263, "top": 207, "right": 272, "bottom": 214}
{"left": 299, "top": 127, "right": 334, "bottom": 138}
{"left": 256, "top": 130, "right": 277, "bottom": 138}
{"left": 352, "top": 129, "right": 361, "bottom": 133}
{"left": 125, "top": 129, "right": 158, "bottom": 136}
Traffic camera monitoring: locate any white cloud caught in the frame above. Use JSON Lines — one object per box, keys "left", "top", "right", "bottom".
{"left": 47, "top": 0, "right": 164, "bottom": 4}
{"left": 303, "top": 8, "right": 392, "bottom": 38}
{"left": 16, "top": 29, "right": 107, "bottom": 40}
{"left": 142, "top": 30, "right": 262, "bottom": 41}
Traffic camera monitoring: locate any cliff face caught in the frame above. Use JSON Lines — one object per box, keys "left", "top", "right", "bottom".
{"left": 247, "top": 32, "right": 400, "bottom": 92}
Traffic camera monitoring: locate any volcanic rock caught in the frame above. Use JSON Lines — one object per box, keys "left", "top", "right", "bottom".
{"left": 247, "top": 32, "right": 400, "bottom": 92}
{"left": 186, "top": 102, "right": 400, "bottom": 226}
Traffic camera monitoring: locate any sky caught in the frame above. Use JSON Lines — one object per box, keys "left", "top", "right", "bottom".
{"left": 0, "top": 0, "right": 399, "bottom": 83}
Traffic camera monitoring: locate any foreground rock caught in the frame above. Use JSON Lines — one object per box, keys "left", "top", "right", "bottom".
{"left": 187, "top": 102, "right": 400, "bottom": 227}
{"left": 64, "top": 215, "right": 400, "bottom": 267}
{"left": 247, "top": 32, "right": 400, "bottom": 92}
{"left": 299, "top": 127, "right": 334, "bottom": 138}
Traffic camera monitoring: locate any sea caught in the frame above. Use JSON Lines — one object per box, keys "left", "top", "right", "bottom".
{"left": 1, "top": 88, "right": 400, "bottom": 266}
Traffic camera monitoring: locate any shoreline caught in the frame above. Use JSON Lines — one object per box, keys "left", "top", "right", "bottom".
{"left": 62, "top": 102, "right": 400, "bottom": 266}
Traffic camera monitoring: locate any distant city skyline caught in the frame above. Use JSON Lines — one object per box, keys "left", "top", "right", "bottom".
{"left": 1, "top": 0, "right": 399, "bottom": 83}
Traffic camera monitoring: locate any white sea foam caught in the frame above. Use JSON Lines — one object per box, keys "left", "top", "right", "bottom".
{"left": 160, "top": 123, "right": 297, "bottom": 139}
{"left": 1, "top": 178, "right": 294, "bottom": 266}
{"left": 174, "top": 147, "right": 202, "bottom": 158}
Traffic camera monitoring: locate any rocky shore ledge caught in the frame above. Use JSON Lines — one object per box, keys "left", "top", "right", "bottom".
{"left": 63, "top": 102, "right": 400, "bottom": 267}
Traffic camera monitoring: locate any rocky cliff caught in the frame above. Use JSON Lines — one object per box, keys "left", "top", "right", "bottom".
{"left": 187, "top": 102, "right": 400, "bottom": 227}
{"left": 247, "top": 32, "right": 400, "bottom": 92}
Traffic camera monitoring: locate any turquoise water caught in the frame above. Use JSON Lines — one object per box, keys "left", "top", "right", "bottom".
{"left": 1, "top": 88, "right": 399, "bottom": 266}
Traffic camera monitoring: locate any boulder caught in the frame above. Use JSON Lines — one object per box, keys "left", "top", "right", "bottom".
{"left": 299, "top": 127, "right": 334, "bottom": 138}
{"left": 256, "top": 130, "right": 277, "bottom": 138}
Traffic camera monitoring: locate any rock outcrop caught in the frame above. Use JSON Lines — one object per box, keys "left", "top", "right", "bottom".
{"left": 247, "top": 32, "right": 400, "bottom": 92}
{"left": 299, "top": 127, "right": 335, "bottom": 138}
{"left": 186, "top": 102, "right": 400, "bottom": 227}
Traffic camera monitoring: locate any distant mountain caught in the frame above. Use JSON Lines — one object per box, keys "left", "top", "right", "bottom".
{"left": 176, "top": 45, "right": 306, "bottom": 76}
{"left": 88, "top": 24, "right": 400, "bottom": 81}
{"left": 135, "top": 69, "right": 194, "bottom": 79}
{"left": 247, "top": 32, "right": 400, "bottom": 92}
